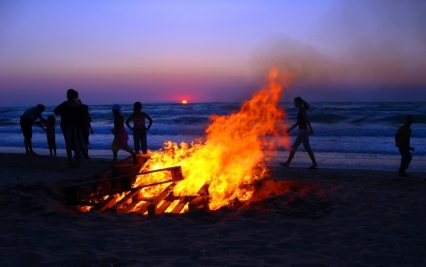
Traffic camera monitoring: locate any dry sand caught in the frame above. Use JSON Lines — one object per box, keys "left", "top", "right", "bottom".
{"left": 0, "top": 152, "right": 425, "bottom": 267}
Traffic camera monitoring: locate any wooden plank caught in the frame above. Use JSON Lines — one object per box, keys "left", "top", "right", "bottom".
{"left": 156, "top": 200, "right": 173, "bottom": 214}
{"left": 147, "top": 184, "right": 175, "bottom": 216}
{"left": 118, "top": 199, "right": 140, "bottom": 213}
{"left": 113, "top": 188, "right": 139, "bottom": 210}
{"left": 188, "top": 196, "right": 206, "bottom": 211}
{"left": 170, "top": 166, "right": 183, "bottom": 181}
{"left": 197, "top": 183, "right": 210, "bottom": 195}
{"left": 93, "top": 195, "right": 118, "bottom": 213}
{"left": 171, "top": 198, "right": 188, "bottom": 214}
{"left": 135, "top": 201, "right": 151, "bottom": 215}
{"left": 69, "top": 166, "right": 180, "bottom": 189}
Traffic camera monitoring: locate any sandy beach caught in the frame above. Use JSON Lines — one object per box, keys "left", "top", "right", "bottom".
{"left": 0, "top": 152, "right": 425, "bottom": 267}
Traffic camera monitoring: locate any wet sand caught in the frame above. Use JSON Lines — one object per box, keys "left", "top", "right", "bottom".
{"left": 0, "top": 152, "right": 425, "bottom": 267}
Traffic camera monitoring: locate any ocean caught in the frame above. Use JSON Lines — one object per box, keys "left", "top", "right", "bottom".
{"left": 0, "top": 102, "right": 425, "bottom": 157}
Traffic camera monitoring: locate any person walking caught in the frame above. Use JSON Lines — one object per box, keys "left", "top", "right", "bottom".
{"left": 395, "top": 115, "right": 414, "bottom": 177}
{"left": 279, "top": 97, "right": 318, "bottom": 169}
{"left": 20, "top": 104, "right": 46, "bottom": 154}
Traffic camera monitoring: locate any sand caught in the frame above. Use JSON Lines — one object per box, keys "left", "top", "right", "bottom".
{"left": 0, "top": 152, "right": 425, "bottom": 267}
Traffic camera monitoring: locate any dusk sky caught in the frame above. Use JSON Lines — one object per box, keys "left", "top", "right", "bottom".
{"left": 1, "top": 0, "right": 425, "bottom": 106}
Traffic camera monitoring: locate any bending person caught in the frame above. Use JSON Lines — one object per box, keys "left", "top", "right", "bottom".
{"left": 280, "top": 97, "right": 318, "bottom": 169}
{"left": 20, "top": 104, "right": 46, "bottom": 154}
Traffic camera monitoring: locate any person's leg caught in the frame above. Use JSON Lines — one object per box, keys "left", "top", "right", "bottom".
{"left": 24, "top": 138, "right": 30, "bottom": 153}
{"left": 111, "top": 138, "right": 119, "bottom": 162}
{"left": 20, "top": 118, "right": 32, "bottom": 153}
{"left": 303, "top": 138, "right": 317, "bottom": 168}
{"left": 133, "top": 131, "right": 140, "bottom": 154}
{"left": 52, "top": 139, "right": 57, "bottom": 156}
{"left": 399, "top": 148, "right": 412, "bottom": 172}
{"left": 280, "top": 130, "right": 305, "bottom": 167}
{"left": 141, "top": 130, "right": 148, "bottom": 154}
{"left": 125, "top": 145, "right": 137, "bottom": 164}
{"left": 83, "top": 134, "right": 89, "bottom": 158}
{"left": 280, "top": 150, "right": 295, "bottom": 167}
{"left": 62, "top": 127, "right": 74, "bottom": 167}
{"left": 398, "top": 147, "right": 411, "bottom": 176}
{"left": 74, "top": 149, "right": 81, "bottom": 167}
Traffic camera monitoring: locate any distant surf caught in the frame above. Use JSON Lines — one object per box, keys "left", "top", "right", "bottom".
{"left": 0, "top": 102, "right": 425, "bottom": 155}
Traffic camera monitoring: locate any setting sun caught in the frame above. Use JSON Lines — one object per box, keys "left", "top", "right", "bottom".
{"left": 182, "top": 100, "right": 188, "bottom": 105}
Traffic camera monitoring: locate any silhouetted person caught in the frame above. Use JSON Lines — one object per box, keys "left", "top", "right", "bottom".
{"left": 395, "top": 115, "right": 414, "bottom": 177}
{"left": 20, "top": 104, "right": 46, "bottom": 154}
{"left": 81, "top": 103, "right": 93, "bottom": 158}
{"left": 111, "top": 104, "right": 137, "bottom": 164}
{"left": 279, "top": 97, "right": 318, "bottom": 169}
{"left": 125, "top": 102, "right": 153, "bottom": 154}
{"left": 39, "top": 115, "right": 57, "bottom": 156}
{"left": 54, "top": 89, "right": 86, "bottom": 168}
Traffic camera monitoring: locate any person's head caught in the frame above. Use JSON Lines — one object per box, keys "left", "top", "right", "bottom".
{"left": 82, "top": 104, "right": 88, "bottom": 110}
{"left": 134, "top": 102, "right": 142, "bottom": 112}
{"left": 47, "top": 115, "right": 56, "bottom": 125}
{"left": 294, "top": 97, "right": 309, "bottom": 110}
{"left": 112, "top": 104, "right": 122, "bottom": 115}
{"left": 36, "top": 104, "right": 46, "bottom": 112}
{"left": 405, "top": 115, "right": 413, "bottom": 126}
{"left": 66, "top": 89, "right": 79, "bottom": 101}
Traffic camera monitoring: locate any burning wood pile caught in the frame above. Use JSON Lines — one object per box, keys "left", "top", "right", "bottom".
{"left": 66, "top": 68, "right": 295, "bottom": 215}
{"left": 65, "top": 155, "right": 212, "bottom": 215}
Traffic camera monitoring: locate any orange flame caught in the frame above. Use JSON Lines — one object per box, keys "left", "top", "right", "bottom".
{"left": 137, "top": 67, "right": 294, "bottom": 210}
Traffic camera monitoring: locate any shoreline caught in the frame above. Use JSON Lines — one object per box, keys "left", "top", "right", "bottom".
{"left": 1, "top": 146, "right": 425, "bottom": 172}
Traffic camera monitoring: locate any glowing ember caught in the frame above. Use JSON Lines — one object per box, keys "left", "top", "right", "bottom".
{"left": 137, "top": 67, "right": 294, "bottom": 210}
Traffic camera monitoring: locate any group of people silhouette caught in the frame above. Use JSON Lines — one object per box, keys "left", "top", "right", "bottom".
{"left": 19, "top": 89, "right": 153, "bottom": 168}
{"left": 20, "top": 91, "right": 414, "bottom": 176}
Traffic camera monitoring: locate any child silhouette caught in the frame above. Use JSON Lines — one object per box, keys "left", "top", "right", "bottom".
{"left": 111, "top": 104, "right": 137, "bottom": 164}
{"left": 39, "top": 115, "right": 57, "bottom": 156}
{"left": 125, "top": 102, "right": 153, "bottom": 154}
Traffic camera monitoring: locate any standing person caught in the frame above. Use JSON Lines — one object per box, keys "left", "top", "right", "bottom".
{"left": 111, "top": 104, "right": 137, "bottom": 164}
{"left": 39, "top": 115, "right": 57, "bottom": 156}
{"left": 395, "top": 115, "right": 414, "bottom": 177}
{"left": 20, "top": 104, "right": 46, "bottom": 154}
{"left": 81, "top": 104, "right": 94, "bottom": 158}
{"left": 54, "top": 89, "right": 86, "bottom": 168}
{"left": 125, "top": 102, "right": 153, "bottom": 154}
{"left": 279, "top": 97, "right": 318, "bottom": 169}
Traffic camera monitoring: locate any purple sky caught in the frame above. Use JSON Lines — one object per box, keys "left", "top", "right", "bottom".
{"left": 1, "top": 0, "right": 425, "bottom": 106}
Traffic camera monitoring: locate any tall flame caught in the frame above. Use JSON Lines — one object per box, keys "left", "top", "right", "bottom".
{"left": 137, "top": 67, "right": 294, "bottom": 210}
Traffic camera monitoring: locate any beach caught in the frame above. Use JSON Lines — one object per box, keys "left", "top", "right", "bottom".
{"left": 0, "top": 152, "right": 425, "bottom": 267}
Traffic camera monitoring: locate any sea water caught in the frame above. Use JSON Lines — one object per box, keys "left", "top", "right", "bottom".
{"left": 1, "top": 102, "right": 425, "bottom": 161}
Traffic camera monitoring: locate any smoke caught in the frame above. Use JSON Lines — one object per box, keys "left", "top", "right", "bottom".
{"left": 251, "top": 0, "right": 426, "bottom": 101}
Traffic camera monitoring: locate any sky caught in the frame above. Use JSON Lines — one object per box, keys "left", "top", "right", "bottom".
{"left": 1, "top": 0, "right": 425, "bottom": 106}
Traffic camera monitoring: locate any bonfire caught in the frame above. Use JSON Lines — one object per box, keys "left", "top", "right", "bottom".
{"left": 69, "top": 67, "right": 295, "bottom": 214}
